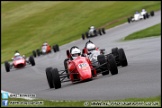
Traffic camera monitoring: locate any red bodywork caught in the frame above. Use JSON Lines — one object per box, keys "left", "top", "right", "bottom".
{"left": 13, "top": 56, "right": 26, "bottom": 68}
{"left": 67, "top": 56, "right": 97, "bottom": 82}
{"left": 42, "top": 45, "right": 51, "bottom": 53}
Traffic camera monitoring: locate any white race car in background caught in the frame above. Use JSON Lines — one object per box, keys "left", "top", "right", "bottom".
{"left": 128, "top": 10, "right": 154, "bottom": 23}
{"left": 81, "top": 26, "right": 106, "bottom": 40}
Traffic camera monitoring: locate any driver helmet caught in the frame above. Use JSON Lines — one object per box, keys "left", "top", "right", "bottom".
{"left": 86, "top": 43, "right": 96, "bottom": 51}
{"left": 43, "top": 42, "right": 48, "bottom": 46}
{"left": 14, "top": 53, "right": 20, "bottom": 57}
{"left": 90, "top": 26, "right": 95, "bottom": 29}
{"left": 71, "top": 47, "right": 81, "bottom": 59}
{"left": 142, "top": 9, "right": 145, "bottom": 12}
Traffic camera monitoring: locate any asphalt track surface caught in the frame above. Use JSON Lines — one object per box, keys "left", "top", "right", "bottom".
{"left": 1, "top": 11, "right": 161, "bottom": 100}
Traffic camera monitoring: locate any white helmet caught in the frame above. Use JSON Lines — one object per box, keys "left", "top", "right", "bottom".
{"left": 14, "top": 53, "right": 20, "bottom": 57}
{"left": 71, "top": 47, "right": 81, "bottom": 59}
{"left": 87, "top": 43, "right": 96, "bottom": 51}
{"left": 142, "top": 9, "right": 145, "bottom": 11}
{"left": 90, "top": 26, "right": 94, "bottom": 29}
{"left": 43, "top": 42, "right": 48, "bottom": 46}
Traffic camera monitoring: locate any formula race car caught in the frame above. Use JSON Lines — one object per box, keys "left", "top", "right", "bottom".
{"left": 128, "top": 10, "right": 154, "bottom": 23}
{"left": 82, "top": 40, "right": 128, "bottom": 68}
{"left": 4, "top": 55, "right": 35, "bottom": 72}
{"left": 81, "top": 26, "right": 106, "bottom": 40}
{"left": 45, "top": 46, "right": 118, "bottom": 89}
{"left": 32, "top": 43, "right": 59, "bottom": 57}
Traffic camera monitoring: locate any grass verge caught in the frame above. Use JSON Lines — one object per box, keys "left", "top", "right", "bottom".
{"left": 124, "top": 23, "right": 161, "bottom": 40}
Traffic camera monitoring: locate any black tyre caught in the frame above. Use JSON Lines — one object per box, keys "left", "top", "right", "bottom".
{"left": 5, "top": 61, "right": 10, "bottom": 72}
{"left": 150, "top": 11, "right": 154, "bottom": 16}
{"left": 97, "top": 55, "right": 109, "bottom": 75}
{"left": 118, "top": 48, "right": 128, "bottom": 67}
{"left": 112, "top": 47, "right": 120, "bottom": 66}
{"left": 82, "top": 34, "right": 85, "bottom": 40}
{"left": 36, "top": 49, "right": 40, "bottom": 56}
{"left": 112, "top": 47, "right": 119, "bottom": 56}
{"left": 46, "top": 67, "right": 54, "bottom": 88}
{"left": 29, "top": 56, "right": 35, "bottom": 66}
{"left": 51, "top": 68, "right": 61, "bottom": 89}
{"left": 33, "top": 50, "right": 36, "bottom": 57}
{"left": 93, "top": 30, "right": 98, "bottom": 36}
{"left": 56, "top": 44, "right": 59, "bottom": 51}
{"left": 85, "top": 32, "right": 89, "bottom": 38}
{"left": 98, "top": 29, "right": 102, "bottom": 35}
{"left": 53, "top": 45, "right": 57, "bottom": 52}
{"left": 128, "top": 18, "right": 131, "bottom": 23}
{"left": 146, "top": 13, "right": 149, "bottom": 18}
{"left": 143, "top": 14, "right": 146, "bottom": 19}
{"left": 107, "top": 54, "right": 118, "bottom": 75}
{"left": 64, "top": 58, "right": 69, "bottom": 79}
{"left": 101, "top": 28, "right": 106, "bottom": 34}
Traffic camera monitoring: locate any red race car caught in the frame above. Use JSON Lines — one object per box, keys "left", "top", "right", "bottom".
{"left": 32, "top": 42, "right": 59, "bottom": 57}
{"left": 46, "top": 46, "right": 118, "bottom": 89}
{"left": 4, "top": 55, "right": 35, "bottom": 72}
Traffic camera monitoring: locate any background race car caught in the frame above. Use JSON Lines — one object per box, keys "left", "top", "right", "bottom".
{"left": 32, "top": 44, "right": 59, "bottom": 57}
{"left": 127, "top": 10, "right": 154, "bottom": 23}
{"left": 4, "top": 55, "right": 35, "bottom": 72}
{"left": 81, "top": 27, "right": 106, "bottom": 40}
{"left": 82, "top": 40, "right": 128, "bottom": 69}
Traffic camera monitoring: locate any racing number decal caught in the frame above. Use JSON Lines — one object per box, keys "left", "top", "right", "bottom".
{"left": 78, "top": 63, "right": 87, "bottom": 69}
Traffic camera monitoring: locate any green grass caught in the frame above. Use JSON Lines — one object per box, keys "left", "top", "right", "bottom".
{"left": 124, "top": 23, "right": 161, "bottom": 40}
{"left": 2, "top": 95, "right": 161, "bottom": 107}
{"left": 1, "top": 1, "right": 161, "bottom": 63}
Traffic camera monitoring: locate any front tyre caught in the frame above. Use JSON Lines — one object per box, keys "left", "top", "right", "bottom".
{"left": 107, "top": 54, "right": 118, "bottom": 75}
{"left": 46, "top": 67, "right": 54, "bottom": 88}
{"left": 97, "top": 55, "right": 109, "bottom": 75}
{"left": 51, "top": 68, "right": 61, "bottom": 89}
{"left": 29, "top": 56, "right": 35, "bottom": 66}
{"left": 5, "top": 61, "right": 10, "bottom": 72}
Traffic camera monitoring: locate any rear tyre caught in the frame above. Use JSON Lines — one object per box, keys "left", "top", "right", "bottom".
{"left": 82, "top": 34, "right": 85, "bottom": 40}
{"left": 112, "top": 47, "right": 120, "bottom": 66}
{"left": 29, "top": 56, "right": 35, "bottom": 66}
{"left": 97, "top": 55, "right": 109, "bottom": 75}
{"left": 85, "top": 32, "right": 89, "bottom": 38}
{"left": 93, "top": 30, "right": 98, "bottom": 36}
{"left": 146, "top": 13, "right": 149, "bottom": 18}
{"left": 150, "top": 11, "right": 154, "bottom": 16}
{"left": 102, "top": 28, "right": 106, "bottom": 34}
{"left": 56, "top": 44, "right": 59, "bottom": 51}
{"left": 128, "top": 17, "right": 131, "bottom": 23}
{"left": 33, "top": 50, "right": 36, "bottom": 57}
{"left": 51, "top": 68, "right": 61, "bottom": 89}
{"left": 118, "top": 48, "right": 128, "bottom": 66}
{"left": 53, "top": 45, "right": 57, "bottom": 52}
{"left": 107, "top": 54, "right": 118, "bottom": 75}
{"left": 5, "top": 61, "right": 10, "bottom": 72}
{"left": 46, "top": 67, "right": 54, "bottom": 88}
{"left": 98, "top": 29, "right": 102, "bottom": 35}
{"left": 112, "top": 47, "right": 118, "bottom": 56}
{"left": 36, "top": 49, "right": 40, "bottom": 56}
{"left": 143, "top": 15, "right": 146, "bottom": 19}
